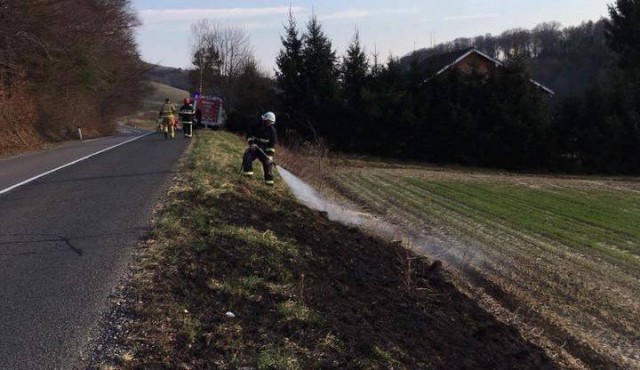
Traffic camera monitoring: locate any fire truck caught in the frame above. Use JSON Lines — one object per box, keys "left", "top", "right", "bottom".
{"left": 194, "top": 95, "right": 225, "bottom": 129}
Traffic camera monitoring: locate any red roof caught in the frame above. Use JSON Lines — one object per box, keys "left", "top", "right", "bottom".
{"left": 428, "top": 48, "right": 555, "bottom": 96}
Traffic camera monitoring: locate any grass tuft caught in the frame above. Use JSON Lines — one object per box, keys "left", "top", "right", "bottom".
{"left": 257, "top": 348, "right": 300, "bottom": 370}
{"left": 96, "top": 130, "right": 564, "bottom": 370}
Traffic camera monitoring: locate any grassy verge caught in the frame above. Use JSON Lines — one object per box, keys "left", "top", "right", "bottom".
{"left": 95, "top": 131, "right": 558, "bottom": 369}
{"left": 311, "top": 162, "right": 640, "bottom": 369}
{"left": 121, "top": 81, "right": 189, "bottom": 131}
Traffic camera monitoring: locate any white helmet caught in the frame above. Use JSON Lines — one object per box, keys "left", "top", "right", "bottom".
{"left": 261, "top": 111, "right": 276, "bottom": 124}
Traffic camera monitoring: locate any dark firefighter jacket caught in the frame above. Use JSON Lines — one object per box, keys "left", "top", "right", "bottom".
{"left": 179, "top": 103, "right": 195, "bottom": 124}
{"left": 246, "top": 122, "right": 277, "bottom": 154}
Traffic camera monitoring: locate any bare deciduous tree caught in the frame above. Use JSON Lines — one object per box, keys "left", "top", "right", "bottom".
{"left": 190, "top": 19, "right": 256, "bottom": 111}
{"left": 191, "top": 20, "right": 253, "bottom": 80}
{"left": 0, "top": 0, "right": 144, "bottom": 146}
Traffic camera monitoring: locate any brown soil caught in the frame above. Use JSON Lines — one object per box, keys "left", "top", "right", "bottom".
{"left": 0, "top": 124, "right": 117, "bottom": 158}
{"left": 90, "top": 132, "right": 561, "bottom": 369}
{"left": 278, "top": 151, "right": 639, "bottom": 369}
{"left": 186, "top": 191, "right": 557, "bottom": 369}
{"left": 0, "top": 122, "right": 47, "bottom": 157}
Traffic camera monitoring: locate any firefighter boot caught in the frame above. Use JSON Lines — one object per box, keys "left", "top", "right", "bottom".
{"left": 242, "top": 149, "right": 255, "bottom": 177}
{"left": 263, "top": 157, "right": 275, "bottom": 186}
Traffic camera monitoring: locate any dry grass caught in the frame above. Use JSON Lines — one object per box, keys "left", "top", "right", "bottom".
{"left": 145, "top": 81, "right": 189, "bottom": 109}
{"left": 283, "top": 153, "right": 640, "bottom": 370}
{"left": 0, "top": 75, "right": 43, "bottom": 155}
{"left": 92, "top": 131, "right": 559, "bottom": 369}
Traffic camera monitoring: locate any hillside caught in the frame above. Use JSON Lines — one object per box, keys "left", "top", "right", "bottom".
{"left": 0, "top": 1, "right": 142, "bottom": 153}
{"left": 143, "top": 62, "right": 192, "bottom": 92}
{"left": 0, "top": 80, "right": 183, "bottom": 157}
{"left": 120, "top": 81, "right": 190, "bottom": 131}
{"left": 89, "top": 131, "right": 557, "bottom": 369}
{"left": 144, "top": 81, "right": 190, "bottom": 110}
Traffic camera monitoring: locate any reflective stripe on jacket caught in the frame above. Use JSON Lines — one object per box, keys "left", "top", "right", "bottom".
{"left": 160, "top": 103, "right": 176, "bottom": 118}
{"left": 179, "top": 104, "right": 195, "bottom": 123}
{"left": 246, "top": 122, "right": 277, "bottom": 154}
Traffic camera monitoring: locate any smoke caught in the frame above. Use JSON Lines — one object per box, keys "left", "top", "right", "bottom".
{"left": 279, "top": 167, "right": 489, "bottom": 268}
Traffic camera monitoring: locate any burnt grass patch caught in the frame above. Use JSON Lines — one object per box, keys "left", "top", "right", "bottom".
{"left": 94, "top": 132, "right": 558, "bottom": 369}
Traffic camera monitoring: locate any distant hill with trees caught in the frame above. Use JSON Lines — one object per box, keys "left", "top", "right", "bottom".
{"left": 400, "top": 19, "right": 612, "bottom": 100}
{"left": 275, "top": 2, "right": 640, "bottom": 174}
{"left": 143, "top": 63, "right": 192, "bottom": 92}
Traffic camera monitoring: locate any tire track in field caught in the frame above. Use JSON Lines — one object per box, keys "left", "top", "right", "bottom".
{"left": 336, "top": 171, "right": 632, "bottom": 288}
{"left": 330, "top": 168, "right": 640, "bottom": 369}
{"left": 392, "top": 178, "right": 636, "bottom": 368}
{"left": 404, "top": 178, "right": 640, "bottom": 271}
{"left": 395, "top": 175, "right": 640, "bottom": 367}
{"left": 372, "top": 172, "right": 640, "bottom": 307}
{"left": 382, "top": 173, "right": 640, "bottom": 311}
{"left": 330, "top": 173, "right": 636, "bottom": 368}
{"left": 426, "top": 180, "right": 640, "bottom": 255}
{"left": 334, "top": 169, "right": 640, "bottom": 296}
{"left": 335, "top": 172, "right": 589, "bottom": 297}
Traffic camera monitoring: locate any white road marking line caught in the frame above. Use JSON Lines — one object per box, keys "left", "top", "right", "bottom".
{"left": 0, "top": 132, "right": 154, "bottom": 195}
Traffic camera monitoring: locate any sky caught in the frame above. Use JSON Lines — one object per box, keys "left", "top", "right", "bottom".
{"left": 131, "top": 0, "right": 612, "bottom": 75}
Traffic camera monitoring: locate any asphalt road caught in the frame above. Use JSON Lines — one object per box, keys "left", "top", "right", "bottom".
{"left": 0, "top": 129, "right": 189, "bottom": 369}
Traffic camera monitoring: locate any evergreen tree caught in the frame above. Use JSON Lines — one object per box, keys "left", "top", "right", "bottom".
{"left": 301, "top": 14, "right": 339, "bottom": 141}
{"left": 339, "top": 31, "right": 369, "bottom": 150}
{"left": 481, "top": 60, "right": 551, "bottom": 168}
{"left": 226, "top": 60, "right": 275, "bottom": 134}
{"left": 275, "top": 9, "right": 305, "bottom": 137}
{"left": 191, "top": 45, "right": 221, "bottom": 95}
{"left": 422, "top": 71, "right": 475, "bottom": 163}
{"left": 606, "top": 0, "right": 640, "bottom": 69}
{"left": 604, "top": 0, "right": 640, "bottom": 172}
{"left": 341, "top": 31, "right": 369, "bottom": 107}
{"left": 365, "top": 56, "right": 414, "bottom": 157}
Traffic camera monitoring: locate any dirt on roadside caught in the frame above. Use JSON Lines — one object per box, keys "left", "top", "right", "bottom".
{"left": 278, "top": 150, "right": 639, "bottom": 370}
{"left": 88, "top": 132, "right": 561, "bottom": 369}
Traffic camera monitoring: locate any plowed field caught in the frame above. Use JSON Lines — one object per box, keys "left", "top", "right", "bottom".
{"left": 317, "top": 162, "right": 640, "bottom": 369}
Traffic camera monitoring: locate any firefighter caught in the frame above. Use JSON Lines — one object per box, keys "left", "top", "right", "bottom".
{"left": 158, "top": 98, "right": 176, "bottom": 139}
{"left": 242, "top": 111, "right": 277, "bottom": 185}
{"left": 179, "top": 97, "right": 195, "bottom": 138}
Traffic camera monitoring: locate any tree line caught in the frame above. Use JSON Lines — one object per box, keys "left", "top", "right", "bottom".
{"left": 272, "top": 2, "right": 640, "bottom": 174}
{"left": 0, "top": 0, "right": 144, "bottom": 147}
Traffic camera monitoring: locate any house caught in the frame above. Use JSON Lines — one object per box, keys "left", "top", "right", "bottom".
{"left": 419, "top": 47, "right": 555, "bottom": 96}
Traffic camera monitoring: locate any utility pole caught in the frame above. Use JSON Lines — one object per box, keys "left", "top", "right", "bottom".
{"left": 199, "top": 51, "right": 204, "bottom": 96}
